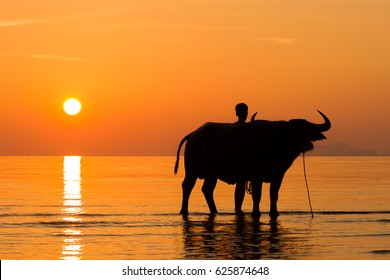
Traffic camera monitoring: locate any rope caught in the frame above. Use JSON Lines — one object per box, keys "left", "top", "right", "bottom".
{"left": 303, "top": 152, "right": 314, "bottom": 218}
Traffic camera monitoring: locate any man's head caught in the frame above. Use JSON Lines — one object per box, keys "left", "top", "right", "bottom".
{"left": 235, "top": 103, "right": 248, "bottom": 123}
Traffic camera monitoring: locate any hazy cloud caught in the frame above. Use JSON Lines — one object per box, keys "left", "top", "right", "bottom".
{"left": 29, "top": 54, "right": 87, "bottom": 62}
{"left": 0, "top": 8, "right": 117, "bottom": 28}
{"left": 255, "top": 37, "right": 299, "bottom": 45}
{"left": 0, "top": 19, "right": 43, "bottom": 27}
{"left": 1, "top": 52, "right": 87, "bottom": 62}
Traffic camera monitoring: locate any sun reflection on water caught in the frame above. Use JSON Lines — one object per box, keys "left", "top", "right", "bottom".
{"left": 61, "top": 156, "right": 84, "bottom": 260}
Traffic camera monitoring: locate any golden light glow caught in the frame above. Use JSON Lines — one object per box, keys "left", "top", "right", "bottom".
{"left": 61, "top": 156, "right": 84, "bottom": 260}
{"left": 63, "top": 98, "right": 82, "bottom": 116}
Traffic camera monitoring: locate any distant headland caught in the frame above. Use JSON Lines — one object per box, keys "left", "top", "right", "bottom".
{"left": 309, "top": 143, "right": 390, "bottom": 156}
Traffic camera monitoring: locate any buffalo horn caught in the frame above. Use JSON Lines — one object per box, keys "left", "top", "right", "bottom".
{"left": 251, "top": 112, "right": 258, "bottom": 122}
{"left": 316, "top": 110, "right": 331, "bottom": 132}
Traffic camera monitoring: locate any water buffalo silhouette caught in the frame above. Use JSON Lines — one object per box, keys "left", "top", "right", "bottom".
{"left": 174, "top": 111, "right": 331, "bottom": 217}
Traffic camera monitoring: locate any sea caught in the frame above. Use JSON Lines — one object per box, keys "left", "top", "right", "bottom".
{"left": 0, "top": 156, "right": 389, "bottom": 260}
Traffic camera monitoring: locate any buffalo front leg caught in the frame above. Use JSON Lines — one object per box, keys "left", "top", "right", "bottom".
{"left": 180, "top": 175, "right": 197, "bottom": 215}
{"left": 269, "top": 175, "right": 284, "bottom": 218}
{"left": 201, "top": 177, "right": 218, "bottom": 214}
{"left": 251, "top": 181, "right": 263, "bottom": 218}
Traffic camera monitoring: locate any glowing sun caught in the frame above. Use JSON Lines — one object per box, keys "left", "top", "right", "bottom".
{"left": 63, "top": 98, "right": 82, "bottom": 115}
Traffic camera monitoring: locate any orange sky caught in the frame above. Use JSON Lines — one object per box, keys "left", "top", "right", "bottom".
{"left": 1, "top": 0, "right": 389, "bottom": 155}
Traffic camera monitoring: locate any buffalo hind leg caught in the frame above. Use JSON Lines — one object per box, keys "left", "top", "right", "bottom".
{"left": 202, "top": 177, "right": 218, "bottom": 214}
{"left": 269, "top": 176, "right": 284, "bottom": 218}
{"left": 251, "top": 181, "right": 263, "bottom": 218}
{"left": 180, "top": 175, "right": 197, "bottom": 215}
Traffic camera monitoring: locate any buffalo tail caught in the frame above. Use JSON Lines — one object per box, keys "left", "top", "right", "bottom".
{"left": 174, "top": 132, "right": 193, "bottom": 175}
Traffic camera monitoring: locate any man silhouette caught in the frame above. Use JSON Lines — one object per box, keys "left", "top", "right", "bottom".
{"left": 235, "top": 103, "right": 248, "bottom": 124}
{"left": 234, "top": 103, "right": 248, "bottom": 213}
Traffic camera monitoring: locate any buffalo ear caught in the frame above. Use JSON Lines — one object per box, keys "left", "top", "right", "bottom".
{"left": 251, "top": 112, "right": 258, "bottom": 122}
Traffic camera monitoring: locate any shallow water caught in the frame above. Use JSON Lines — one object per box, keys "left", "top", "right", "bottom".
{"left": 0, "top": 156, "right": 389, "bottom": 259}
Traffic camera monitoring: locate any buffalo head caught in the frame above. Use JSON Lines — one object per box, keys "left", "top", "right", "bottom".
{"left": 289, "top": 110, "right": 331, "bottom": 152}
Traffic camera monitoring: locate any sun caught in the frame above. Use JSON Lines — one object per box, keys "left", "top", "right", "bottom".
{"left": 63, "top": 98, "right": 82, "bottom": 116}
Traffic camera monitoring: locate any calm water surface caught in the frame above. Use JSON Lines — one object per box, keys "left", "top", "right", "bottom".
{"left": 0, "top": 156, "right": 389, "bottom": 260}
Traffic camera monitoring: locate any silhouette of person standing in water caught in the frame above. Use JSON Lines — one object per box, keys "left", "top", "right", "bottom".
{"left": 234, "top": 103, "right": 248, "bottom": 213}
